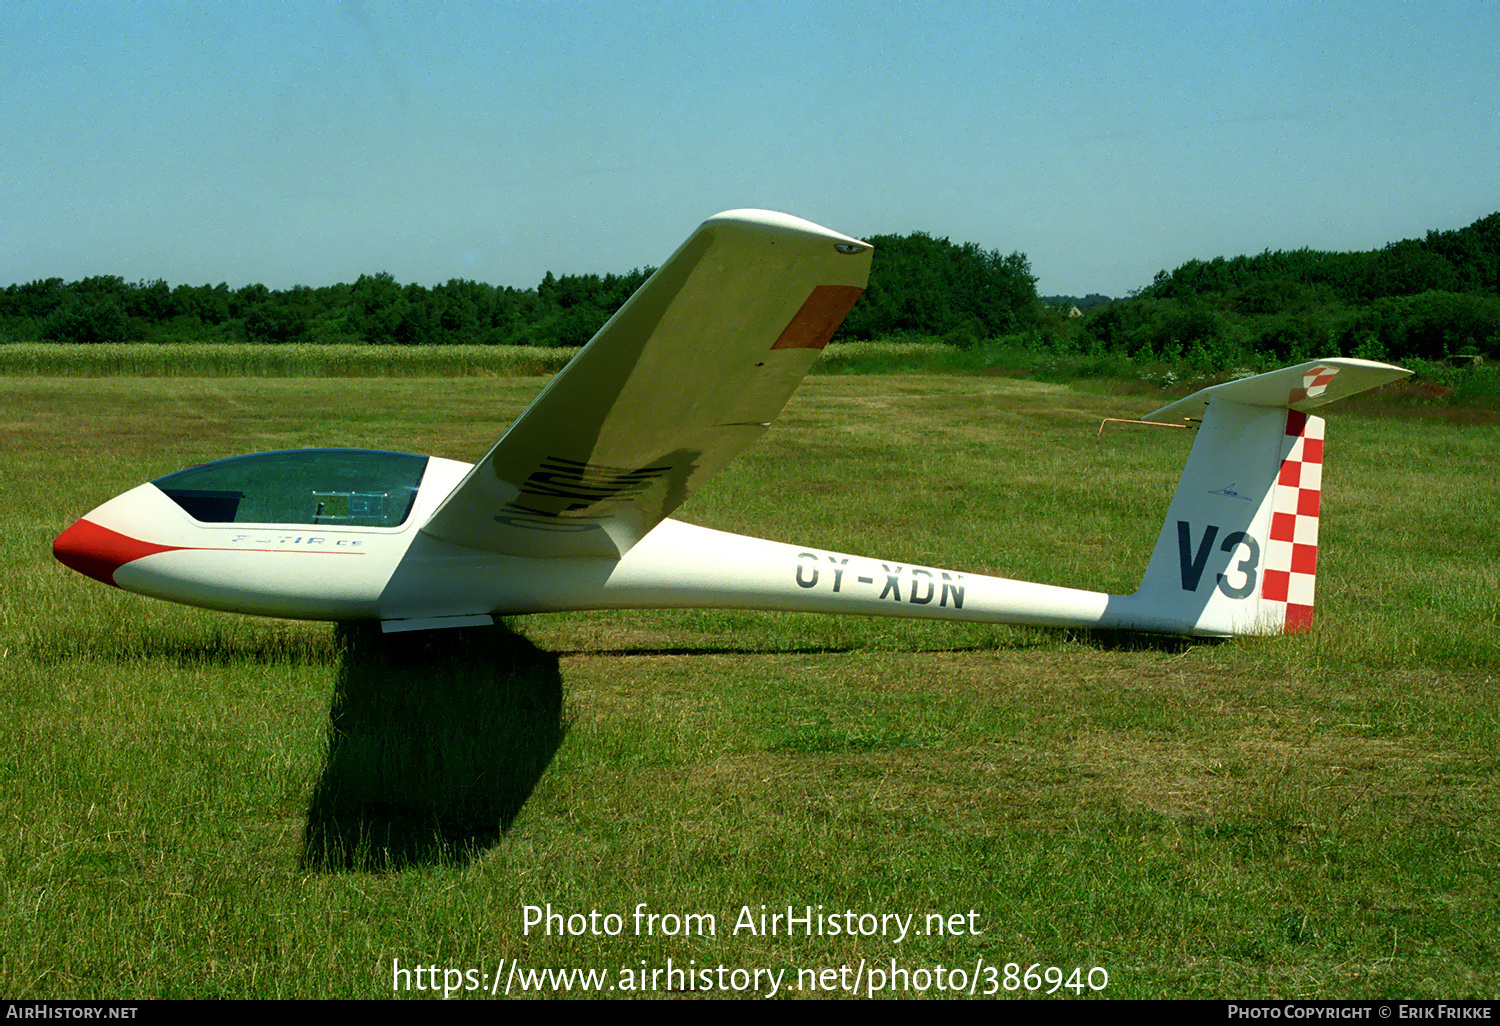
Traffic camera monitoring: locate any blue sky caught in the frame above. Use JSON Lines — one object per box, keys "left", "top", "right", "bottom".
{"left": 3, "top": 0, "right": 1496, "bottom": 297}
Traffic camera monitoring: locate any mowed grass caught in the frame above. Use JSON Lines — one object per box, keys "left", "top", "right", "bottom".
{"left": 0, "top": 373, "right": 1495, "bottom": 999}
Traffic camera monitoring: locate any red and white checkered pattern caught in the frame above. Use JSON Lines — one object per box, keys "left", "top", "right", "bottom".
{"left": 1287, "top": 364, "right": 1339, "bottom": 405}
{"left": 1261, "top": 409, "right": 1324, "bottom": 632}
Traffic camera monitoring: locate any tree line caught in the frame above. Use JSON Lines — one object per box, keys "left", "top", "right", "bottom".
{"left": 1050, "top": 212, "right": 1500, "bottom": 364}
{"left": 0, "top": 232, "right": 1038, "bottom": 349}
{"left": 5, "top": 212, "right": 1497, "bottom": 365}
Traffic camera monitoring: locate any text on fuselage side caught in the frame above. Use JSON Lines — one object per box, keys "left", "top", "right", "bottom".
{"left": 228, "top": 534, "right": 363, "bottom": 547}
{"left": 795, "top": 552, "right": 965, "bottom": 608}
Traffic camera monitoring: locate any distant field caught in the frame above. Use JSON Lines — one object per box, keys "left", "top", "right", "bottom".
{"left": 1, "top": 372, "right": 1494, "bottom": 999}
{"left": 0, "top": 341, "right": 580, "bottom": 377}
{"left": 0, "top": 341, "right": 956, "bottom": 378}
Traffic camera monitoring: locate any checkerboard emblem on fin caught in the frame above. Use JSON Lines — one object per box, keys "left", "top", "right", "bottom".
{"left": 1262, "top": 410, "right": 1323, "bottom": 633}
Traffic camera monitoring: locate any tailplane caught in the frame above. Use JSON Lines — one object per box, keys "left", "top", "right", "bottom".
{"left": 1117, "top": 359, "right": 1409, "bottom": 635}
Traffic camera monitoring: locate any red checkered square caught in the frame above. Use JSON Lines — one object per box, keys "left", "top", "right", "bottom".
{"left": 1261, "top": 412, "right": 1325, "bottom": 633}
{"left": 1291, "top": 542, "right": 1317, "bottom": 575}
{"left": 1285, "top": 604, "right": 1315, "bottom": 632}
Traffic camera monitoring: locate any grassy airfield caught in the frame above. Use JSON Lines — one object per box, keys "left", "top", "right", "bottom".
{"left": 0, "top": 359, "right": 1495, "bottom": 999}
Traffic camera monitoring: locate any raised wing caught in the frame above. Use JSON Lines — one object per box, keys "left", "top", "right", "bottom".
{"left": 419, "top": 210, "right": 873, "bottom": 558}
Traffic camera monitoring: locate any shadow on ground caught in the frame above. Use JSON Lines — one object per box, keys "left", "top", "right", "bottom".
{"left": 302, "top": 621, "right": 564, "bottom": 872}
{"left": 1064, "top": 628, "right": 1223, "bottom": 654}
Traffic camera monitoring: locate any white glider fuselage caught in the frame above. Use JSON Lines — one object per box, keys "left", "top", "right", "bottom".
{"left": 57, "top": 455, "right": 1120, "bottom": 633}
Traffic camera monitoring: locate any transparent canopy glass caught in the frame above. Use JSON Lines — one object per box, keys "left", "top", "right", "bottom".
{"left": 153, "top": 449, "right": 430, "bottom": 527}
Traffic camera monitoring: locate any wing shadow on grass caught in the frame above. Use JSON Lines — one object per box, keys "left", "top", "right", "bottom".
{"left": 301, "top": 621, "right": 564, "bottom": 872}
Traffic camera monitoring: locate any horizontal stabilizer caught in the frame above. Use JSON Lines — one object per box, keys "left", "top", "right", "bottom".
{"left": 1142, "top": 358, "right": 1411, "bottom": 424}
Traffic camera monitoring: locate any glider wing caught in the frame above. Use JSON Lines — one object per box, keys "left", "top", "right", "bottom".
{"left": 419, "top": 210, "right": 872, "bottom": 558}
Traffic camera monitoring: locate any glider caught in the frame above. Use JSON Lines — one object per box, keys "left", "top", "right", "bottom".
{"left": 53, "top": 209, "right": 1410, "bottom": 636}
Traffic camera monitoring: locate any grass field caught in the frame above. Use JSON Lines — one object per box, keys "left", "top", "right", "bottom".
{"left": 1, "top": 367, "right": 1495, "bottom": 999}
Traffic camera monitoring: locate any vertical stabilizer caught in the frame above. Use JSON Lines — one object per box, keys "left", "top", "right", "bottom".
{"left": 1123, "top": 402, "right": 1323, "bottom": 635}
{"left": 1111, "top": 359, "right": 1407, "bottom": 636}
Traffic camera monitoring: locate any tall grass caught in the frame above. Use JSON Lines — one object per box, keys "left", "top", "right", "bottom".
{"left": 4, "top": 342, "right": 1496, "bottom": 417}
{"left": 0, "top": 342, "right": 577, "bottom": 377}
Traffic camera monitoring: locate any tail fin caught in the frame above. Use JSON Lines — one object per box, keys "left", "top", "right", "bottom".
{"left": 1122, "top": 359, "right": 1409, "bottom": 636}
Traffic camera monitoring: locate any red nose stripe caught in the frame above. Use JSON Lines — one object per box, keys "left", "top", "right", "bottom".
{"left": 53, "top": 520, "right": 186, "bottom": 586}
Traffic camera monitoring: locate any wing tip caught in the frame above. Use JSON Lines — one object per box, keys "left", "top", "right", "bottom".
{"left": 701, "top": 209, "right": 871, "bottom": 252}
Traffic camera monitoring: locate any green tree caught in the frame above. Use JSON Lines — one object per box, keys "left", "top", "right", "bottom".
{"left": 348, "top": 272, "right": 409, "bottom": 345}
{"left": 41, "top": 297, "right": 135, "bottom": 344}
{"left": 836, "top": 232, "right": 1037, "bottom": 343}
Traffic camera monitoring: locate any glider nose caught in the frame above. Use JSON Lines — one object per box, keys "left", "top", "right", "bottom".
{"left": 53, "top": 518, "right": 177, "bottom": 587}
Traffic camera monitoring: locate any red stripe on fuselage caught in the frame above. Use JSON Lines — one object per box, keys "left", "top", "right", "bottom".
{"left": 53, "top": 519, "right": 365, "bottom": 587}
